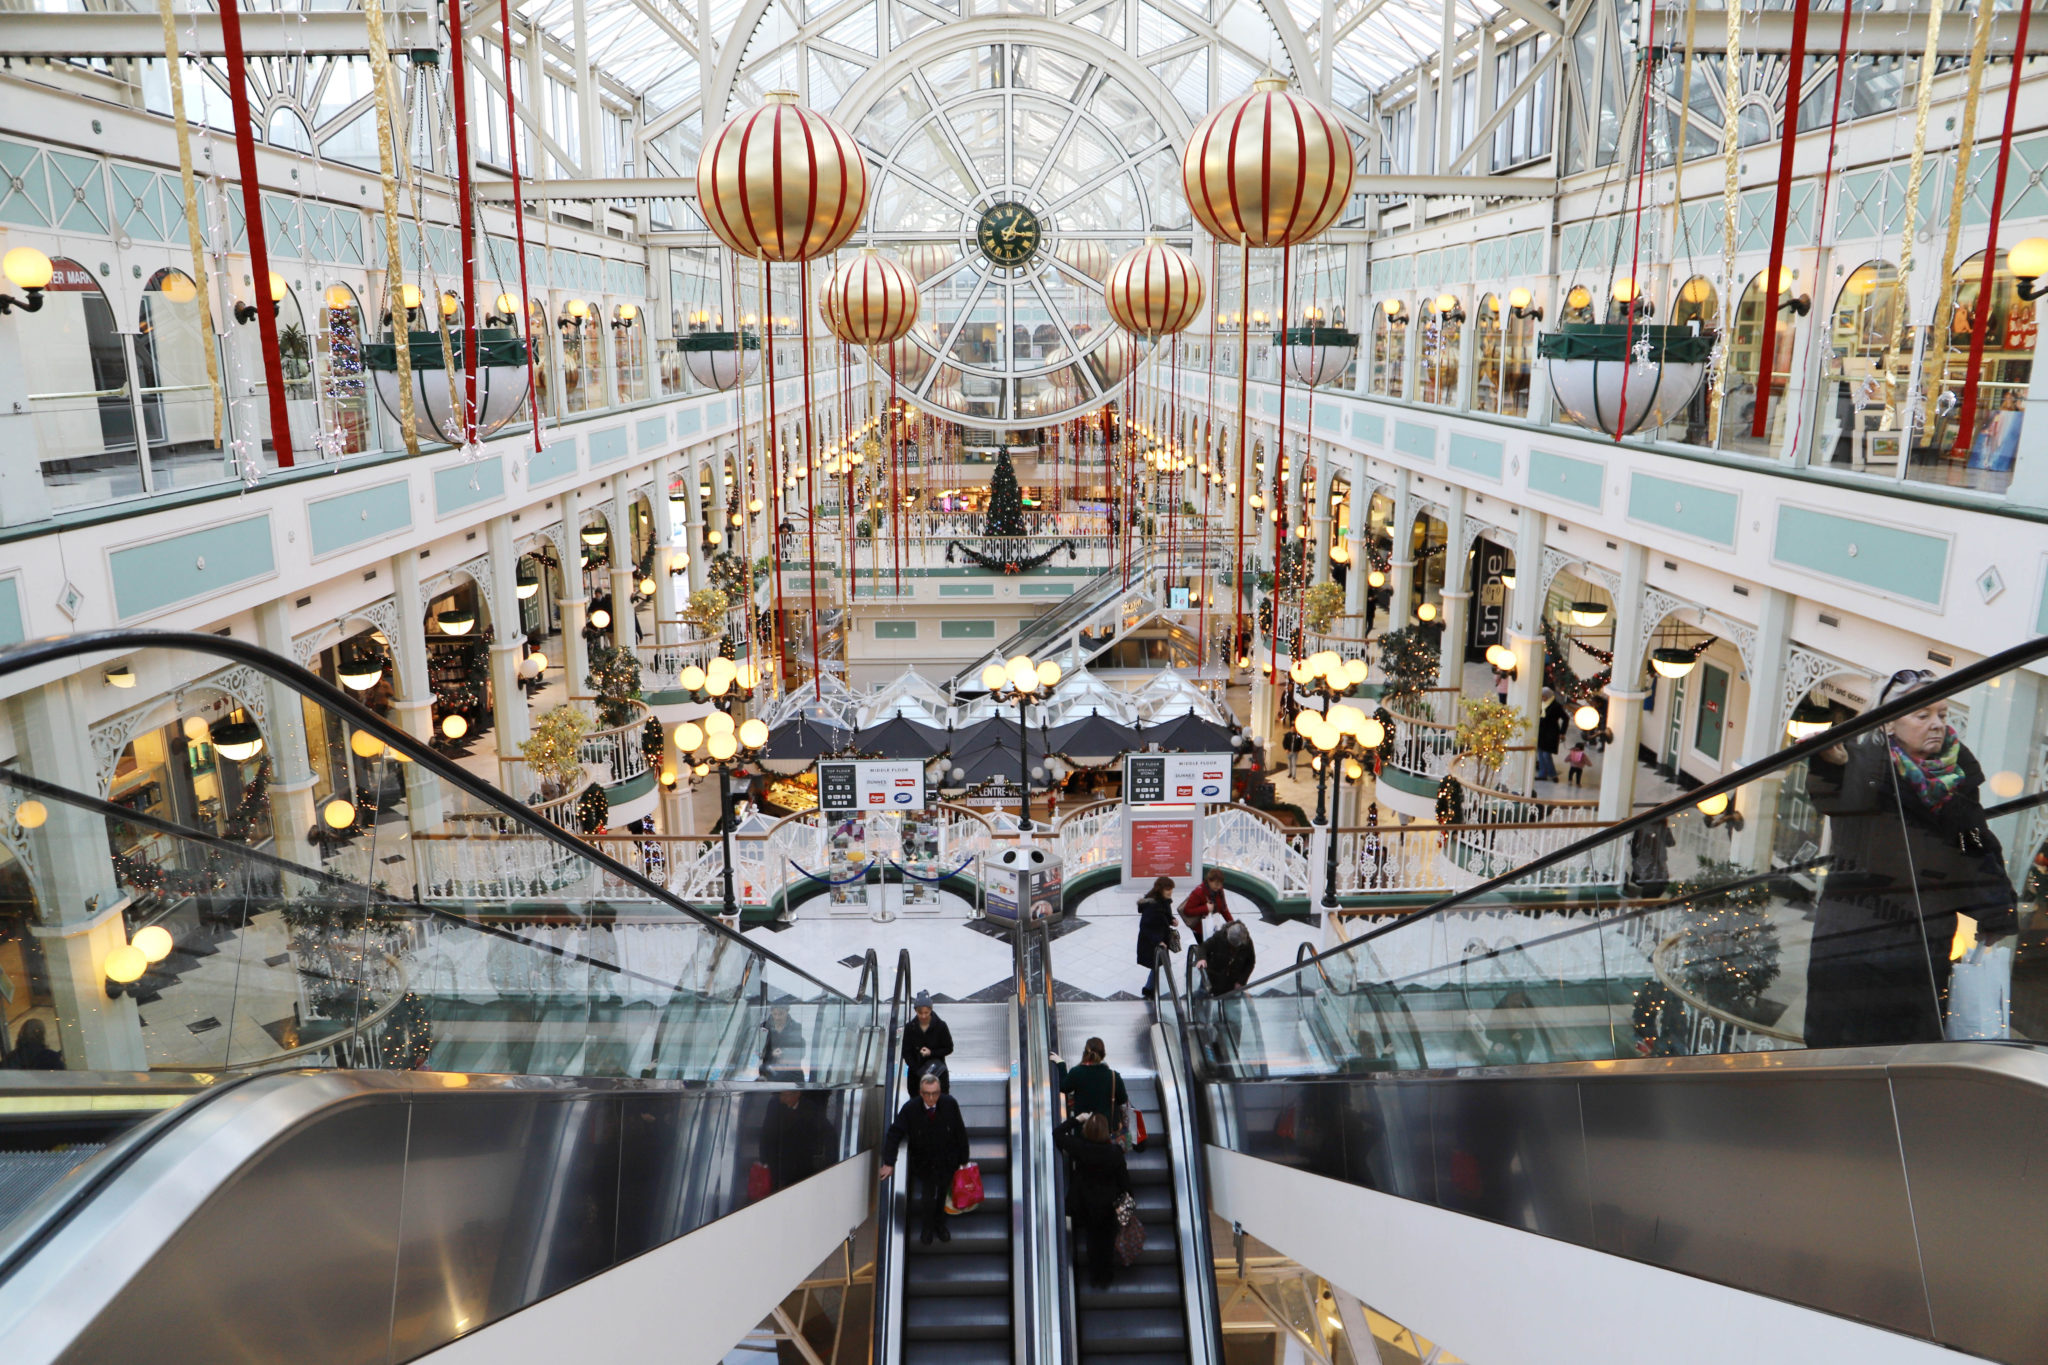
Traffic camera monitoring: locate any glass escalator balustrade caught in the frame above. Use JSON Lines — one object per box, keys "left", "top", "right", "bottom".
{"left": 1191, "top": 643, "right": 2048, "bottom": 1076}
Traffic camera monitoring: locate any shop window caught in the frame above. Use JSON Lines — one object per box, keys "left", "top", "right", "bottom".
{"left": 313, "top": 283, "right": 376, "bottom": 458}
{"left": 560, "top": 300, "right": 602, "bottom": 412}
{"left": 1920, "top": 249, "right": 2030, "bottom": 493}
{"left": 27, "top": 256, "right": 140, "bottom": 510}
{"left": 526, "top": 299, "right": 554, "bottom": 418}
{"left": 1370, "top": 302, "right": 1408, "bottom": 397}
{"left": 1473, "top": 294, "right": 1503, "bottom": 412}
{"left": 1809, "top": 262, "right": 1906, "bottom": 474}
{"left": 1418, "top": 296, "right": 1460, "bottom": 406}
{"left": 1717, "top": 270, "right": 1796, "bottom": 457}
{"left": 613, "top": 303, "right": 646, "bottom": 404}
{"left": 1501, "top": 293, "right": 1537, "bottom": 417}
{"left": 137, "top": 267, "right": 224, "bottom": 492}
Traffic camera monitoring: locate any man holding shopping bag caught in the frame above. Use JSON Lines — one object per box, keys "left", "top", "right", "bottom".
{"left": 879, "top": 1070, "right": 969, "bottom": 1244}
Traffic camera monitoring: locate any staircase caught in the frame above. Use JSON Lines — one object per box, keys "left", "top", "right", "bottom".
{"left": 1074, "top": 1075, "right": 1191, "bottom": 1362}
{"left": 903, "top": 1077, "right": 1015, "bottom": 1365}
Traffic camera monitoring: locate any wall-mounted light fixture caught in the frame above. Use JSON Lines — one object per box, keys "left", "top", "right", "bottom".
{"left": 1696, "top": 790, "right": 1744, "bottom": 830}
{"left": 2011, "top": 238, "right": 2048, "bottom": 301}
{"left": 0, "top": 247, "right": 53, "bottom": 316}
{"left": 486, "top": 292, "right": 520, "bottom": 327}
{"left": 1432, "top": 293, "right": 1466, "bottom": 324}
{"left": 1508, "top": 286, "right": 1544, "bottom": 322}
{"left": 235, "top": 271, "right": 287, "bottom": 325}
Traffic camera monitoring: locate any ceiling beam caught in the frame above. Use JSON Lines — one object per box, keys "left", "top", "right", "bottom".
{"left": 1684, "top": 8, "right": 2032, "bottom": 53}
{"left": 475, "top": 175, "right": 698, "bottom": 200}
{"left": 1358, "top": 173, "right": 1554, "bottom": 199}
{"left": 8, "top": 5, "right": 436, "bottom": 58}
{"left": 1490, "top": 0, "right": 1564, "bottom": 35}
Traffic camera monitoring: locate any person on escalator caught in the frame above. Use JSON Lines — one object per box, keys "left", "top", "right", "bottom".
{"left": 1054, "top": 1112, "right": 1131, "bottom": 1290}
{"left": 1055, "top": 1036, "right": 1129, "bottom": 1130}
{"left": 1135, "top": 876, "right": 1177, "bottom": 998}
{"left": 1804, "top": 669, "right": 2018, "bottom": 1047}
{"left": 760, "top": 1003, "right": 806, "bottom": 1082}
{"left": 1201, "top": 920, "right": 1257, "bottom": 995}
{"left": 1179, "top": 869, "right": 1234, "bottom": 941}
{"left": 760, "top": 1089, "right": 830, "bottom": 1191}
{"left": 879, "top": 1071, "right": 969, "bottom": 1244}
{"left": 901, "top": 991, "right": 954, "bottom": 1098}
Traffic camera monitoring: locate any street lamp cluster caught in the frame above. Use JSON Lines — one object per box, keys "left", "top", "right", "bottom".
{"left": 673, "top": 710, "right": 772, "bottom": 919}
{"left": 979, "top": 653, "right": 1063, "bottom": 829}
{"left": 1289, "top": 651, "right": 1389, "bottom": 910}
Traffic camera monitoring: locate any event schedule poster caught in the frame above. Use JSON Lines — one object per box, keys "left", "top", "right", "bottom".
{"left": 1129, "top": 817, "right": 1196, "bottom": 879}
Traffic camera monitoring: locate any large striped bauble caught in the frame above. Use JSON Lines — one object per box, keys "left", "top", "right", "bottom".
{"left": 888, "top": 334, "right": 934, "bottom": 387}
{"left": 1053, "top": 239, "right": 1112, "bottom": 282}
{"left": 1104, "top": 239, "right": 1204, "bottom": 338}
{"left": 1181, "top": 77, "right": 1354, "bottom": 249}
{"left": 820, "top": 249, "right": 920, "bottom": 347}
{"left": 1093, "top": 332, "right": 1137, "bottom": 388}
{"left": 697, "top": 92, "right": 867, "bottom": 262}
{"left": 897, "top": 244, "right": 954, "bottom": 281}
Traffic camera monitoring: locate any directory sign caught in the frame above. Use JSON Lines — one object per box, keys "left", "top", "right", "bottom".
{"left": 817, "top": 759, "right": 928, "bottom": 812}
{"left": 1124, "top": 752, "right": 1231, "bottom": 806}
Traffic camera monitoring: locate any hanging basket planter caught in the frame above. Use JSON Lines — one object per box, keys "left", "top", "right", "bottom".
{"left": 1273, "top": 326, "right": 1360, "bottom": 388}
{"left": 679, "top": 330, "right": 761, "bottom": 391}
{"left": 365, "top": 328, "right": 533, "bottom": 443}
{"left": 1537, "top": 323, "right": 1714, "bottom": 438}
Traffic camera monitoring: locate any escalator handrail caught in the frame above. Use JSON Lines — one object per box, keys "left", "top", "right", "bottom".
{"left": 1149, "top": 946, "right": 1224, "bottom": 1362}
{"left": 0, "top": 629, "right": 854, "bottom": 1003}
{"left": 1030, "top": 922, "right": 1079, "bottom": 1363}
{"left": 869, "top": 949, "right": 912, "bottom": 1365}
{"left": 1246, "top": 629, "right": 2048, "bottom": 993}
{"left": 1010, "top": 921, "right": 1071, "bottom": 1363}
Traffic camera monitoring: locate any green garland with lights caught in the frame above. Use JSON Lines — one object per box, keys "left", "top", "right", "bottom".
{"left": 1435, "top": 773, "right": 1464, "bottom": 824}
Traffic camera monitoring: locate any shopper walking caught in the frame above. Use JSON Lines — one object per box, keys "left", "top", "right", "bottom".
{"left": 1535, "top": 688, "right": 1568, "bottom": 783}
{"left": 900, "top": 990, "right": 954, "bottom": 1098}
{"left": 1178, "top": 868, "right": 1234, "bottom": 941}
{"left": 1055, "top": 1112, "right": 1131, "bottom": 1290}
{"left": 1135, "top": 876, "right": 1176, "bottom": 998}
{"left": 879, "top": 1071, "right": 969, "bottom": 1244}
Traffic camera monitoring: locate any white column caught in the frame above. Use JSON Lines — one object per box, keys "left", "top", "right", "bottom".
{"left": 486, "top": 513, "right": 533, "bottom": 796}
{"left": 1501, "top": 504, "right": 1548, "bottom": 793}
{"left": 1597, "top": 542, "right": 1650, "bottom": 822}
{"left": 253, "top": 599, "right": 321, "bottom": 871}
{"left": 9, "top": 676, "right": 146, "bottom": 1070}
{"left": 1343, "top": 448, "right": 1369, "bottom": 620}
{"left": 387, "top": 545, "right": 447, "bottom": 829}
{"left": 1729, "top": 586, "right": 1793, "bottom": 868}
{"left": 558, "top": 484, "right": 592, "bottom": 697}
{"left": 650, "top": 453, "right": 683, "bottom": 639}
{"left": 0, "top": 310, "right": 54, "bottom": 526}
{"left": 1436, "top": 485, "right": 1469, "bottom": 689}
{"left": 682, "top": 452, "right": 708, "bottom": 595}
{"left": 1310, "top": 447, "right": 1333, "bottom": 588}
{"left": 1385, "top": 469, "right": 1415, "bottom": 631}
{"left": 611, "top": 479, "right": 636, "bottom": 652}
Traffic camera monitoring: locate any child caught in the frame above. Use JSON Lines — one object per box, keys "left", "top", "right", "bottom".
{"left": 1564, "top": 741, "right": 1590, "bottom": 787}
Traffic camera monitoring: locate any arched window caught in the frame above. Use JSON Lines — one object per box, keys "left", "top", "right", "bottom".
{"left": 526, "top": 299, "right": 553, "bottom": 418}
{"left": 1419, "top": 296, "right": 1460, "bottom": 406}
{"left": 1501, "top": 292, "right": 1537, "bottom": 417}
{"left": 1670, "top": 276, "right": 1719, "bottom": 444}
{"left": 613, "top": 303, "right": 646, "bottom": 403}
{"left": 266, "top": 107, "right": 312, "bottom": 153}
{"left": 28, "top": 256, "right": 140, "bottom": 509}
{"left": 1810, "top": 262, "right": 1904, "bottom": 472}
{"left": 1923, "top": 249, "right": 2031, "bottom": 492}
{"left": 312, "top": 283, "right": 375, "bottom": 457}
{"left": 138, "top": 267, "right": 220, "bottom": 488}
{"left": 1719, "top": 270, "right": 1797, "bottom": 455}
{"left": 560, "top": 300, "right": 599, "bottom": 412}
{"left": 1473, "top": 293, "right": 1503, "bottom": 412}
{"left": 1370, "top": 301, "right": 1408, "bottom": 397}
{"left": 1560, "top": 284, "right": 1596, "bottom": 324}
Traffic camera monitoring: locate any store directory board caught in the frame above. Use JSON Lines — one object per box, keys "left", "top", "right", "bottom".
{"left": 816, "top": 759, "right": 928, "bottom": 811}
{"left": 1124, "top": 752, "right": 1231, "bottom": 806}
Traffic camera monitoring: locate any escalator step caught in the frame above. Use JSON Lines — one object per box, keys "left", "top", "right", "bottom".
{"left": 1124, "top": 1146, "right": 1171, "bottom": 1182}
{"left": 1075, "top": 1264, "right": 1182, "bottom": 1309}
{"left": 968, "top": 1135, "right": 1010, "bottom": 1171}
{"left": 905, "top": 1251, "right": 1010, "bottom": 1296}
{"left": 1074, "top": 1307, "right": 1188, "bottom": 1354}
{"left": 1130, "top": 1186, "right": 1175, "bottom": 1220}
{"left": 904, "top": 1294, "right": 1012, "bottom": 1340}
{"left": 0, "top": 1147, "right": 103, "bottom": 1226}
{"left": 915, "top": 1209, "right": 1010, "bottom": 1253}
{"left": 905, "top": 1341, "right": 1012, "bottom": 1365}
{"left": 1079, "top": 1352, "right": 1190, "bottom": 1365}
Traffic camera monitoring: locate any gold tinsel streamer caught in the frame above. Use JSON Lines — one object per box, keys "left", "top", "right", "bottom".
{"left": 1886, "top": 3, "right": 1945, "bottom": 384}
{"left": 1666, "top": 0, "right": 1699, "bottom": 280}
{"left": 1707, "top": 0, "right": 1741, "bottom": 446}
{"left": 363, "top": 0, "right": 419, "bottom": 454}
{"left": 157, "top": 0, "right": 223, "bottom": 447}
{"left": 1920, "top": 0, "right": 1998, "bottom": 435}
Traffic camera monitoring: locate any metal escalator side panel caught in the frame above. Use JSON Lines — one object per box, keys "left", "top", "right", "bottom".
{"left": 1148, "top": 1017, "right": 1222, "bottom": 1364}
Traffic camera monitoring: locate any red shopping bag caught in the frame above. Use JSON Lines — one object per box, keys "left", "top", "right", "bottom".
{"left": 747, "top": 1161, "right": 774, "bottom": 1202}
{"left": 946, "top": 1162, "right": 984, "bottom": 1215}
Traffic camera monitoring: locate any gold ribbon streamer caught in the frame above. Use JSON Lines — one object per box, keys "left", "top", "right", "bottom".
{"left": 1708, "top": 0, "right": 1741, "bottom": 446}
{"left": 1886, "top": 2, "right": 1944, "bottom": 389}
{"left": 1666, "top": 0, "right": 1699, "bottom": 296}
{"left": 363, "top": 0, "right": 419, "bottom": 454}
{"left": 1920, "top": 0, "right": 1998, "bottom": 435}
{"left": 157, "top": 0, "right": 223, "bottom": 447}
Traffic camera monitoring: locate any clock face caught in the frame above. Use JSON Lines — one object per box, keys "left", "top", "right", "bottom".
{"left": 975, "top": 201, "right": 1043, "bottom": 267}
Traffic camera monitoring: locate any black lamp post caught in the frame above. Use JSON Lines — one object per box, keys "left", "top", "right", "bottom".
{"left": 979, "top": 654, "right": 1062, "bottom": 830}
{"left": 1286, "top": 650, "right": 1384, "bottom": 912}
{"left": 678, "top": 712, "right": 769, "bottom": 917}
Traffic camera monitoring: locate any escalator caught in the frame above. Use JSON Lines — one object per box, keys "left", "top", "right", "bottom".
{"left": 900, "top": 1076, "right": 1014, "bottom": 1363}
{"left": 0, "top": 630, "right": 900, "bottom": 1363}
{"left": 1171, "top": 634, "right": 2048, "bottom": 1364}
{"left": 949, "top": 552, "right": 1156, "bottom": 695}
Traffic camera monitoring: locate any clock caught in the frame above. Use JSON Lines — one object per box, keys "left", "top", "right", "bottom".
{"left": 974, "top": 201, "right": 1042, "bottom": 267}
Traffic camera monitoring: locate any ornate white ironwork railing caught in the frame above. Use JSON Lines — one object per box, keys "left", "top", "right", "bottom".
{"left": 580, "top": 699, "right": 653, "bottom": 787}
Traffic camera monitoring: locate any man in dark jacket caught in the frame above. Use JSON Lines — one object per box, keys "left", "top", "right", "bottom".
{"left": 880, "top": 1071, "right": 970, "bottom": 1243}
{"left": 1535, "top": 688, "right": 1569, "bottom": 783}
{"left": 1201, "top": 920, "right": 1257, "bottom": 994}
{"left": 900, "top": 990, "right": 954, "bottom": 1098}
{"left": 760, "top": 1089, "right": 831, "bottom": 1191}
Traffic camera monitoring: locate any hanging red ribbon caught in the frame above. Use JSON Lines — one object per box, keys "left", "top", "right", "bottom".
{"left": 1752, "top": 0, "right": 1814, "bottom": 439}
{"left": 215, "top": 0, "right": 295, "bottom": 467}
{"left": 497, "top": 0, "right": 543, "bottom": 450}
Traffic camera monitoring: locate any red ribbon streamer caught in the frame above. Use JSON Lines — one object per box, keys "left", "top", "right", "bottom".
{"left": 216, "top": 0, "right": 294, "bottom": 467}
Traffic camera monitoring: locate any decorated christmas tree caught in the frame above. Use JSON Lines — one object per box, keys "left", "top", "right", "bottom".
{"left": 982, "top": 446, "right": 1026, "bottom": 537}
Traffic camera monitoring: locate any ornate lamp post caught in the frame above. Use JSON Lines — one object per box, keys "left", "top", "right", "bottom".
{"left": 979, "top": 654, "right": 1063, "bottom": 830}
{"left": 676, "top": 710, "right": 771, "bottom": 918}
{"left": 1288, "top": 651, "right": 1386, "bottom": 910}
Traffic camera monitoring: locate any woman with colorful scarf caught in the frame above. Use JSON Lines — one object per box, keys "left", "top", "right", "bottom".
{"left": 1804, "top": 672, "right": 2016, "bottom": 1046}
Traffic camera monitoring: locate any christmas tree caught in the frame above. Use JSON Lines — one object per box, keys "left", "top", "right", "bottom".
{"left": 982, "top": 447, "right": 1026, "bottom": 537}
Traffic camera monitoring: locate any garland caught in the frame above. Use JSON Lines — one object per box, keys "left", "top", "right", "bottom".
{"left": 947, "top": 538, "right": 1075, "bottom": 575}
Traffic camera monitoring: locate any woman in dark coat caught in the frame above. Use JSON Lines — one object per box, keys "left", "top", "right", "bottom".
{"left": 1055, "top": 1112, "right": 1131, "bottom": 1289}
{"left": 1804, "top": 673, "right": 2017, "bottom": 1047}
{"left": 901, "top": 991, "right": 954, "bottom": 1098}
{"left": 1057, "top": 1035, "right": 1129, "bottom": 1126}
{"left": 1135, "top": 876, "right": 1176, "bottom": 998}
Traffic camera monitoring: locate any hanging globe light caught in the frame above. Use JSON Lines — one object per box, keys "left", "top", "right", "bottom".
{"left": 680, "top": 330, "right": 761, "bottom": 391}
{"left": 1279, "top": 321, "right": 1359, "bottom": 387}
{"left": 210, "top": 718, "right": 265, "bottom": 762}
{"left": 365, "top": 322, "right": 532, "bottom": 443}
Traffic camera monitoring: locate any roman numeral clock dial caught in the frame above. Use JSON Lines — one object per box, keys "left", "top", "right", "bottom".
{"left": 974, "top": 201, "right": 1042, "bottom": 267}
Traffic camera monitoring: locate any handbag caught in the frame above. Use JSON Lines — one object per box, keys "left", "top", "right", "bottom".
{"left": 1165, "top": 924, "right": 1184, "bottom": 956}
{"left": 1945, "top": 939, "right": 2015, "bottom": 1040}
{"left": 946, "top": 1162, "right": 984, "bottom": 1215}
{"left": 747, "top": 1161, "right": 774, "bottom": 1202}
{"left": 1112, "top": 1193, "right": 1146, "bottom": 1266}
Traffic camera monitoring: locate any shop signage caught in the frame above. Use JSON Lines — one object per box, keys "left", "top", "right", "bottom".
{"left": 1124, "top": 752, "right": 1230, "bottom": 805}
{"left": 817, "top": 759, "right": 927, "bottom": 811}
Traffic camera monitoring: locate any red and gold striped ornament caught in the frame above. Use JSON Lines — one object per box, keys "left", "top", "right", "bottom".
{"left": 1104, "top": 238, "right": 1205, "bottom": 338}
{"left": 1053, "top": 239, "right": 1112, "bottom": 282}
{"left": 896, "top": 244, "right": 955, "bottom": 281}
{"left": 697, "top": 92, "right": 868, "bottom": 262}
{"left": 889, "top": 334, "right": 935, "bottom": 387}
{"left": 820, "top": 248, "right": 920, "bottom": 347}
{"left": 1093, "top": 332, "right": 1137, "bottom": 388}
{"left": 1181, "top": 77, "right": 1354, "bottom": 248}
